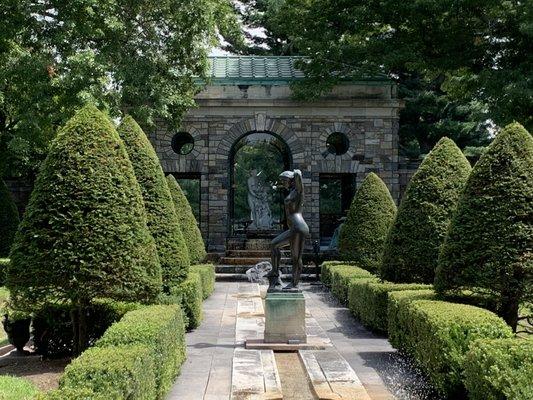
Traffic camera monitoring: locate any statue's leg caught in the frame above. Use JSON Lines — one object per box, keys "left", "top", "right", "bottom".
{"left": 268, "top": 230, "right": 292, "bottom": 291}
{"left": 284, "top": 232, "right": 305, "bottom": 290}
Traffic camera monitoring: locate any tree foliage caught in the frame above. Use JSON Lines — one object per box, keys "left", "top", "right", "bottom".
{"left": 435, "top": 123, "right": 533, "bottom": 331}
{"left": 118, "top": 116, "right": 189, "bottom": 288}
{"left": 0, "top": 179, "right": 19, "bottom": 257}
{"left": 381, "top": 137, "right": 471, "bottom": 283}
{"left": 0, "top": 0, "right": 241, "bottom": 178}
{"left": 166, "top": 175, "right": 206, "bottom": 264}
{"left": 338, "top": 173, "right": 396, "bottom": 273}
{"left": 6, "top": 105, "right": 162, "bottom": 351}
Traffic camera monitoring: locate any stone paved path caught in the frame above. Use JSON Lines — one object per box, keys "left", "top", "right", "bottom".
{"left": 167, "top": 281, "right": 438, "bottom": 400}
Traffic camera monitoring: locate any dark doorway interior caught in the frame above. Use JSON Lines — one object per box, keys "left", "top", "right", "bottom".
{"left": 319, "top": 173, "right": 356, "bottom": 245}
{"left": 170, "top": 172, "right": 201, "bottom": 224}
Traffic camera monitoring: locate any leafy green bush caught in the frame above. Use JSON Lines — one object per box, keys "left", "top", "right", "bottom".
{"left": 0, "top": 180, "right": 19, "bottom": 257}
{"left": 0, "top": 258, "right": 9, "bottom": 286}
{"left": 6, "top": 105, "right": 161, "bottom": 353}
{"left": 320, "top": 261, "right": 358, "bottom": 287}
{"left": 348, "top": 281, "right": 431, "bottom": 332}
{"left": 381, "top": 137, "right": 471, "bottom": 283}
{"left": 40, "top": 387, "right": 102, "bottom": 400}
{"left": 0, "top": 376, "right": 39, "bottom": 400}
{"left": 166, "top": 175, "right": 206, "bottom": 264}
{"left": 190, "top": 264, "right": 215, "bottom": 299}
{"left": 175, "top": 272, "right": 203, "bottom": 330}
{"left": 338, "top": 173, "right": 396, "bottom": 273}
{"left": 464, "top": 338, "right": 533, "bottom": 400}
{"left": 96, "top": 304, "right": 186, "bottom": 398}
{"left": 59, "top": 345, "right": 156, "bottom": 400}
{"left": 436, "top": 123, "right": 533, "bottom": 331}
{"left": 118, "top": 116, "right": 189, "bottom": 287}
{"left": 32, "top": 300, "right": 142, "bottom": 357}
{"left": 330, "top": 265, "right": 377, "bottom": 305}
{"left": 387, "top": 297, "right": 513, "bottom": 397}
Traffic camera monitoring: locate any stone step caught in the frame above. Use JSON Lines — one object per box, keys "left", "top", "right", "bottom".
{"left": 216, "top": 265, "right": 319, "bottom": 274}
{"left": 226, "top": 249, "right": 291, "bottom": 257}
{"left": 216, "top": 273, "right": 320, "bottom": 282}
{"left": 219, "top": 257, "right": 291, "bottom": 265}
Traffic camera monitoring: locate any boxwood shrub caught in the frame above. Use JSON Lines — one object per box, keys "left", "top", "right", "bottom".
{"left": 388, "top": 296, "right": 513, "bottom": 397}
{"left": 464, "top": 338, "right": 533, "bottom": 400}
{"left": 175, "top": 272, "right": 203, "bottom": 330}
{"left": 331, "top": 265, "right": 377, "bottom": 305}
{"left": 190, "top": 264, "right": 215, "bottom": 300}
{"left": 0, "top": 376, "right": 39, "bottom": 400}
{"left": 59, "top": 345, "right": 156, "bottom": 399}
{"left": 348, "top": 281, "right": 431, "bottom": 332}
{"left": 96, "top": 304, "right": 186, "bottom": 398}
{"left": 41, "top": 387, "right": 102, "bottom": 400}
{"left": 320, "top": 261, "right": 358, "bottom": 287}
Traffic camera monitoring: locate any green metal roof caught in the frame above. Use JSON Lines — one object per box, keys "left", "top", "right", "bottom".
{"left": 207, "top": 56, "right": 306, "bottom": 85}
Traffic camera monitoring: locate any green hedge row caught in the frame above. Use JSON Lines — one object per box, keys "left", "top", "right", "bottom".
{"left": 348, "top": 281, "right": 431, "bottom": 332}
{"left": 464, "top": 338, "right": 533, "bottom": 400}
{"left": 320, "top": 261, "right": 358, "bottom": 287}
{"left": 190, "top": 264, "right": 215, "bottom": 300}
{"left": 49, "top": 304, "right": 185, "bottom": 400}
{"left": 387, "top": 290, "right": 513, "bottom": 397}
{"left": 176, "top": 272, "right": 203, "bottom": 330}
{"left": 329, "top": 265, "right": 376, "bottom": 305}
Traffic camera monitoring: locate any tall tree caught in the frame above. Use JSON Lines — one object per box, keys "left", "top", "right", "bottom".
{"left": 0, "top": 0, "right": 242, "bottom": 179}
{"left": 0, "top": 179, "right": 19, "bottom": 257}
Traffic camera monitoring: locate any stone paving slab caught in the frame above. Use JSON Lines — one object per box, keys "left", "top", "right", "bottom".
{"left": 231, "top": 349, "right": 282, "bottom": 400}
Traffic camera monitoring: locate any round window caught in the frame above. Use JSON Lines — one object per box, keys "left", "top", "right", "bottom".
{"left": 171, "top": 132, "right": 194, "bottom": 155}
{"left": 326, "top": 132, "right": 349, "bottom": 155}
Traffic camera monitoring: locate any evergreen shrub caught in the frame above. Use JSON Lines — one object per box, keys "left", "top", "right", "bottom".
{"left": 41, "top": 387, "right": 102, "bottom": 400}
{"left": 320, "top": 261, "right": 358, "bottom": 287}
{"left": 0, "top": 258, "right": 9, "bottom": 286}
{"left": 190, "top": 264, "right": 216, "bottom": 299}
{"left": 464, "top": 338, "right": 533, "bottom": 400}
{"left": 0, "top": 376, "right": 40, "bottom": 400}
{"left": 387, "top": 297, "right": 513, "bottom": 397}
{"left": 96, "top": 304, "right": 186, "bottom": 398}
{"left": 330, "top": 266, "right": 377, "bottom": 305}
{"left": 118, "top": 116, "right": 190, "bottom": 287}
{"left": 381, "top": 137, "right": 471, "bottom": 283}
{"left": 166, "top": 175, "right": 206, "bottom": 264}
{"left": 59, "top": 345, "right": 156, "bottom": 399}
{"left": 436, "top": 123, "right": 533, "bottom": 331}
{"left": 0, "top": 179, "right": 19, "bottom": 257}
{"left": 6, "top": 105, "right": 161, "bottom": 352}
{"left": 348, "top": 281, "right": 431, "bottom": 332}
{"left": 175, "top": 272, "right": 203, "bottom": 330}
{"left": 338, "top": 173, "right": 396, "bottom": 273}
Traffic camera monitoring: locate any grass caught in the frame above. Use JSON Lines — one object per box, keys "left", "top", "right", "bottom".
{"left": 0, "top": 287, "right": 9, "bottom": 346}
{"left": 0, "top": 376, "right": 40, "bottom": 399}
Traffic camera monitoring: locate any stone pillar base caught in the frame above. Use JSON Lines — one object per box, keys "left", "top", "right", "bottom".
{"left": 264, "top": 292, "right": 306, "bottom": 344}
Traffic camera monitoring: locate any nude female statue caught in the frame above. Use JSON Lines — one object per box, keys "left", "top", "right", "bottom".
{"left": 267, "top": 169, "right": 309, "bottom": 291}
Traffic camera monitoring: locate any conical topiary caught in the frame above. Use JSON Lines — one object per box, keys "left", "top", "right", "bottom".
{"left": 118, "top": 116, "right": 190, "bottom": 288}
{"left": 7, "top": 105, "right": 161, "bottom": 353}
{"left": 0, "top": 179, "right": 19, "bottom": 257}
{"left": 435, "top": 123, "right": 533, "bottom": 331}
{"left": 338, "top": 173, "right": 397, "bottom": 273}
{"left": 381, "top": 137, "right": 471, "bottom": 283}
{"left": 166, "top": 175, "right": 206, "bottom": 264}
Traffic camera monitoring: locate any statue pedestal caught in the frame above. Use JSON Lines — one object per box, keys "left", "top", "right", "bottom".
{"left": 264, "top": 292, "right": 307, "bottom": 344}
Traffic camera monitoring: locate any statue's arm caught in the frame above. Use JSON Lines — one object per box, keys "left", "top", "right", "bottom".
{"left": 294, "top": 169, "right": 303, "bottom": 194}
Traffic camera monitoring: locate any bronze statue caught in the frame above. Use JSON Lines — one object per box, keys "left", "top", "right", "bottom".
{"left": 267, "top": 169, "right": 309, "bottom": 291}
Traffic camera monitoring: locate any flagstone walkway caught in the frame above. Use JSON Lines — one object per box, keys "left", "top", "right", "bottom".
{"left": 167, "top": 281, "right": 438, "bottom": 400}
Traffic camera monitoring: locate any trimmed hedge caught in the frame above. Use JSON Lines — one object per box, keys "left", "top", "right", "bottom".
{"left": 464, "top": 338, "right": 533, "bottom": 400}
{"left": 0, "top": 179, "right": 19, "bottom": 257}
{"left": 348, "top": 281, "right": 431, "bottom": 332}
{"left": 59, "top": 345, "right": 157, "bottom": 399}
{"left": 96, "top": 304, "right": 186, "bottom": 398}
{"left": 166, "top": 175, "right": 206, "bottom": 264}
{"left": 320, "top": 261, "right": 358, "bottom": 287}
{"left": 0, "top": 258, "right": 9, "bottom": 286}
{"left": 338, "top": 173, "right": 396, "bottom": 273}
{"left": 388, "top": 296, "right": 513, "bottom": 397}
{"left": 0, "top": 376, "right": 39, "bottom": 400}
{"left": 330, "top": 265, "right": 377, "bottom": 305}
{"left": 436, "top": 123, "right": 533, "bottom": 331}
{"left": 381, "top": 137, "right": 471, "bottom": 284}
{"left": 41, "top": 387, "right": 103, "bottom": 400}
{"left": 176, "top": 272, "right": 203, "bottom": 330}
{"left": 190, "top": 264, "right": 215, "bottom": 300}
{"left": 118, "top": 116, "right": 190, "bottom": 287}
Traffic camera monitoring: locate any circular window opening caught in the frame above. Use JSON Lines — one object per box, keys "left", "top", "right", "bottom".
{"left": 326, "top": 132, "right": 349, "bottom": 155}
{"left": 171, "top": 132, "right": 194, "bottom": 155}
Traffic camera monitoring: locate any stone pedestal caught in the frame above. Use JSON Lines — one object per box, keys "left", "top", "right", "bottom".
{"left": 264, "top": 292, "right": 306, "bottom": 344}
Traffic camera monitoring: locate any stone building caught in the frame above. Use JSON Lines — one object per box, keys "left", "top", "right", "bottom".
{"left": 149, "top": 56, "right": 403, "bottom": 253}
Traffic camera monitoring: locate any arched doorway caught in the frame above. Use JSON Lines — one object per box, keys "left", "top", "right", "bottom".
{"left": 229, "top": 131, "right": 292, "bottom": 237}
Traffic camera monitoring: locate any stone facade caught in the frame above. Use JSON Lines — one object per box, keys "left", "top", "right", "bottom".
{"left": 149, "top": 82, "right": 403, "bottom": 252}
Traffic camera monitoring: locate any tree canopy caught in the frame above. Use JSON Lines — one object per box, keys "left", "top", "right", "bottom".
{"left": 0, "top": 179, "right": 19, "bottom": 257}
{"left": 0, "top": 0, "right": 241, "bottom": 178}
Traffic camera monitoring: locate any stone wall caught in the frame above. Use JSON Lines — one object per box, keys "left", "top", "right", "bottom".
{"left": 150, "top": 83, "right": 403, "bottom": 252}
